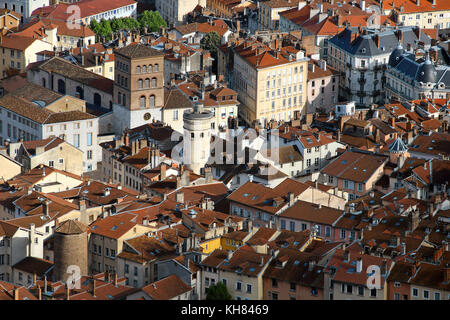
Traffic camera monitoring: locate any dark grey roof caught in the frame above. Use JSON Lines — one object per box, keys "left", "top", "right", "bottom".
{"left": 329, "top": 27, "right": 431, "bottom": 57}
{"left": 387, "top": 50, "right": 449, "bottom": 88}
{"left": 417, "top": 58, "right": 437, "bottom": 83}
{"left": 388, "top": 43, "right": 405, "bottom": 67}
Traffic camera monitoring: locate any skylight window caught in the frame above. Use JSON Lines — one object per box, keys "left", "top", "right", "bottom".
{"left": 252, "top": 196, "right": 258, "bottom": 200}
{"left": 112, "top": 226, "right": 118, "bottom": 231}
{"left": 341, "top": 160, "right": 347, "bottom": 164}
{"left": 243, "top": 193, "right": 249, "bottom": 197}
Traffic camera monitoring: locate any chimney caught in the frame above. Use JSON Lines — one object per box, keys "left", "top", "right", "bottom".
{"left": 356, "top": 257, "right": 363, "bottom": 273}
{"left": 160, "top": 163, "right": 167, "bottom": 180}
{"left": 65, "top": 284, "right": 70, "bottom": 300}
{"left": 344, "top": 250, "right": 350, "bottom": 262}
{"left": 33, "top": 273, "right": 37, "bottom": 285}
{"left": 389, "top": 117, "right": 395, "bottom": 127}
{"left": 37, "top": 285, "right": 42, "bottom": 300}
{"left": 79, "top": 198, "right": 86, "bottom": 211}
{"left": 92, "top": 279, "right": 96, "bottom": 296}
{"left": 13, "top": 288, "right": 19, "bottom": 300}
{"left": 81, "top": 55, "right": 85, "bottom": 66}
{"left": 204, "top": 167, "right": 213, "bottom": 184}
{"left": 445, "top": 268, "right": 450, "bottom": 284}
{"left": 381, "top": 259, "right": 387, "bottom": 276}
{"left": 288, "top": 192, "right": 294, "bottom": 206}
{"left": 113, "top": 273, "right": 118, "bottom": 287}
{"left": 176, "top": 192, "right": 184, "bottom": 204}
{"left": 260, "top": 256, "right": 264, "bottom": 267}
{"left": 416, "top": 0, "right": 420, "bottom": 6}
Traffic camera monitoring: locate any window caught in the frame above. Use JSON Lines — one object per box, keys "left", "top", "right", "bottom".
{"left": 340, "top": 229, "right": 346, "bottom": 239}
{"left": 272, "top": 292, "right": 278, "bottom": 300}
{"left": 173, "top": 110, "right": 178, "bottom": 120}
{"left": 222, "top": 279, "right": 227, "bottom": 286}
{"left": 412, "top": 288, "right": 418, "bottom": 297}
{"left": 358, "top": 286, "right": 364, "bottom": 296}
{"left": 149, "top": 95, "right": 155, "bottom": 108}
{"left": 423, "top": 290, "right": 429, "bottom": 299}
{"left": 370, "top": 289, "right": 377, "bottom": 297}
{"left": 140, "top": 96, "right": 146, "bottom": 109}
{"left": 434, "top": 292, "right": 440, "bottom": 300}
{"left": 87, "top": 133, "right": 92, "bottom": 146}
{"left": 289, "top": 221, "right": 295, "bottom": 232}
{"left": 125, "top": 264, "right": 129, "bottom": 273}
{"left": 236, "top": 281, "right": 242, "bottom": 291}
{"left": 246, "top": 284, "right": 252, "bottom": 293}
{"left": 272, "top": 279, "right": 278, "bottom": 287}
{"left": 290, "top": 282, "right": 296, "bottom": 292}
{"left": 73, "top": 134, "right": 80, "bottom": 148}
{"left": 49, "top": 160, "right": 54, "bottom": 167}
{"left": 346, "top": 284, "right": 353, "bottom": 294}
{"left": 325, "top": 226, "right": 331, "bottom": 237}
{"left": 87, "top": 150, "right": 92, "bottom": 160}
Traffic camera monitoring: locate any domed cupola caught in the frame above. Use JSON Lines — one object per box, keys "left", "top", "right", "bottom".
{"left": 417, "top": 53, "right": 437, "bottom": 84}
{"left": 389, "top": 42, "right": 405, "bottom": 67}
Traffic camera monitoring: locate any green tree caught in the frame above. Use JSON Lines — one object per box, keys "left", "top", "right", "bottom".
{"left": 110, "top": 18, "right": 125, "bottom": 33}
{"left": 200, "top": 31, "right": 221, "bottom": 74}
{"left": 98, "top": 18, "right": 113, "bottom": 41}
{"left": 138, "top": 10, "right": 167, "bottom": 33}
{"left": 89, "top": 19, "right": 101, "bottom": 34}
{"left": 206, "top": 282, "right": 232, "bottom": 300}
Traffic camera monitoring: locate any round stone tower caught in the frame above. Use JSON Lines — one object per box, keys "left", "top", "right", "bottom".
{"left": 53, "top": 219, "right": 88, "bottom": 283}
{"left": 183, "top": 103, "right": 213, "bottom": 175}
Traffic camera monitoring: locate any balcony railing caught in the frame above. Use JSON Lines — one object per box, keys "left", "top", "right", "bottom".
{"left": 358, "top": 78, "right": 366, "bottom": 84}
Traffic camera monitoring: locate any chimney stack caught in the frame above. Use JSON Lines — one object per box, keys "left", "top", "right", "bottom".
{"left": 344, "top": 250, "right": 350, "bottom": 262}
{"left": 13, "top": 288, "right": 19, "bottom": 300}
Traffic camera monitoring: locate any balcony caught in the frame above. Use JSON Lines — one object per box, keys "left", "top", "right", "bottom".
{"left": 358, "top": 77, "right": 366, "bottom": 84}
{"left": 356, "top": 91, "right": 366, "bottom": 97}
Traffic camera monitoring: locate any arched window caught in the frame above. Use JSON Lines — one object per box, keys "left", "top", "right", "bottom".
{"left": 149, "top": 95, "right": 155, "bottom": 108}
{"left": 76, "top": 86, "right": 84, "bottom": 100}
{"left": 145, "top": 78, "right": 150, "bottom": 88}
{"left": 151, "top": 77, "right": 157, "bottom": 88}
{"left": 138, "top": 79, "right": 143, "bottom": 89}
{"left": 140, "top": 96, "right": 146, "bottom": 109}
{"left": 148, "top": 65, "right": 152, "bottom": 73}
{"left": 57, "top": 79, "right": 65, "bottom": 94}
{"left": 94, "top": 93, "right": 101, "bottom": 106}
{"left": 154, "top": 64, "right": 159, "bottom": 72}
{"left": 136, "top": 66, "right": 141, "bottom": 74}
{"left": 42, "top": 78, "right": 46, "bottom": 88}
{"left": 142, "top": 65, "right": 146, "bottom": 73}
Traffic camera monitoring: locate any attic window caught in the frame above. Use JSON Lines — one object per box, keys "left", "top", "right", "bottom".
{"left": 252, "top": 196, "right": 258, "bottom": 200}
{"left": 243, "top": 193, "right": 249, "bottom": 197}
{"left": 341, "top": 160, "right": 347, "bottom": 165}
{"left": 361, "top": 48, "right": 366, "bottom": 53}
{"left": 111, "top": 226, "right": 118, "bottom": 231}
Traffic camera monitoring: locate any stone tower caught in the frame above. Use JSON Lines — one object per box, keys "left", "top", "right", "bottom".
{"left": 53, "top": 219, "right": 88, "bottom": 284}
{"left": 388, "top": 137, "right": 409, "bottom": 166}
{"left": 183, "top": 103, "right": 213, "bottom": 175}
{"left": 112, "top": 43, "right": 165, "bottom": 133}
